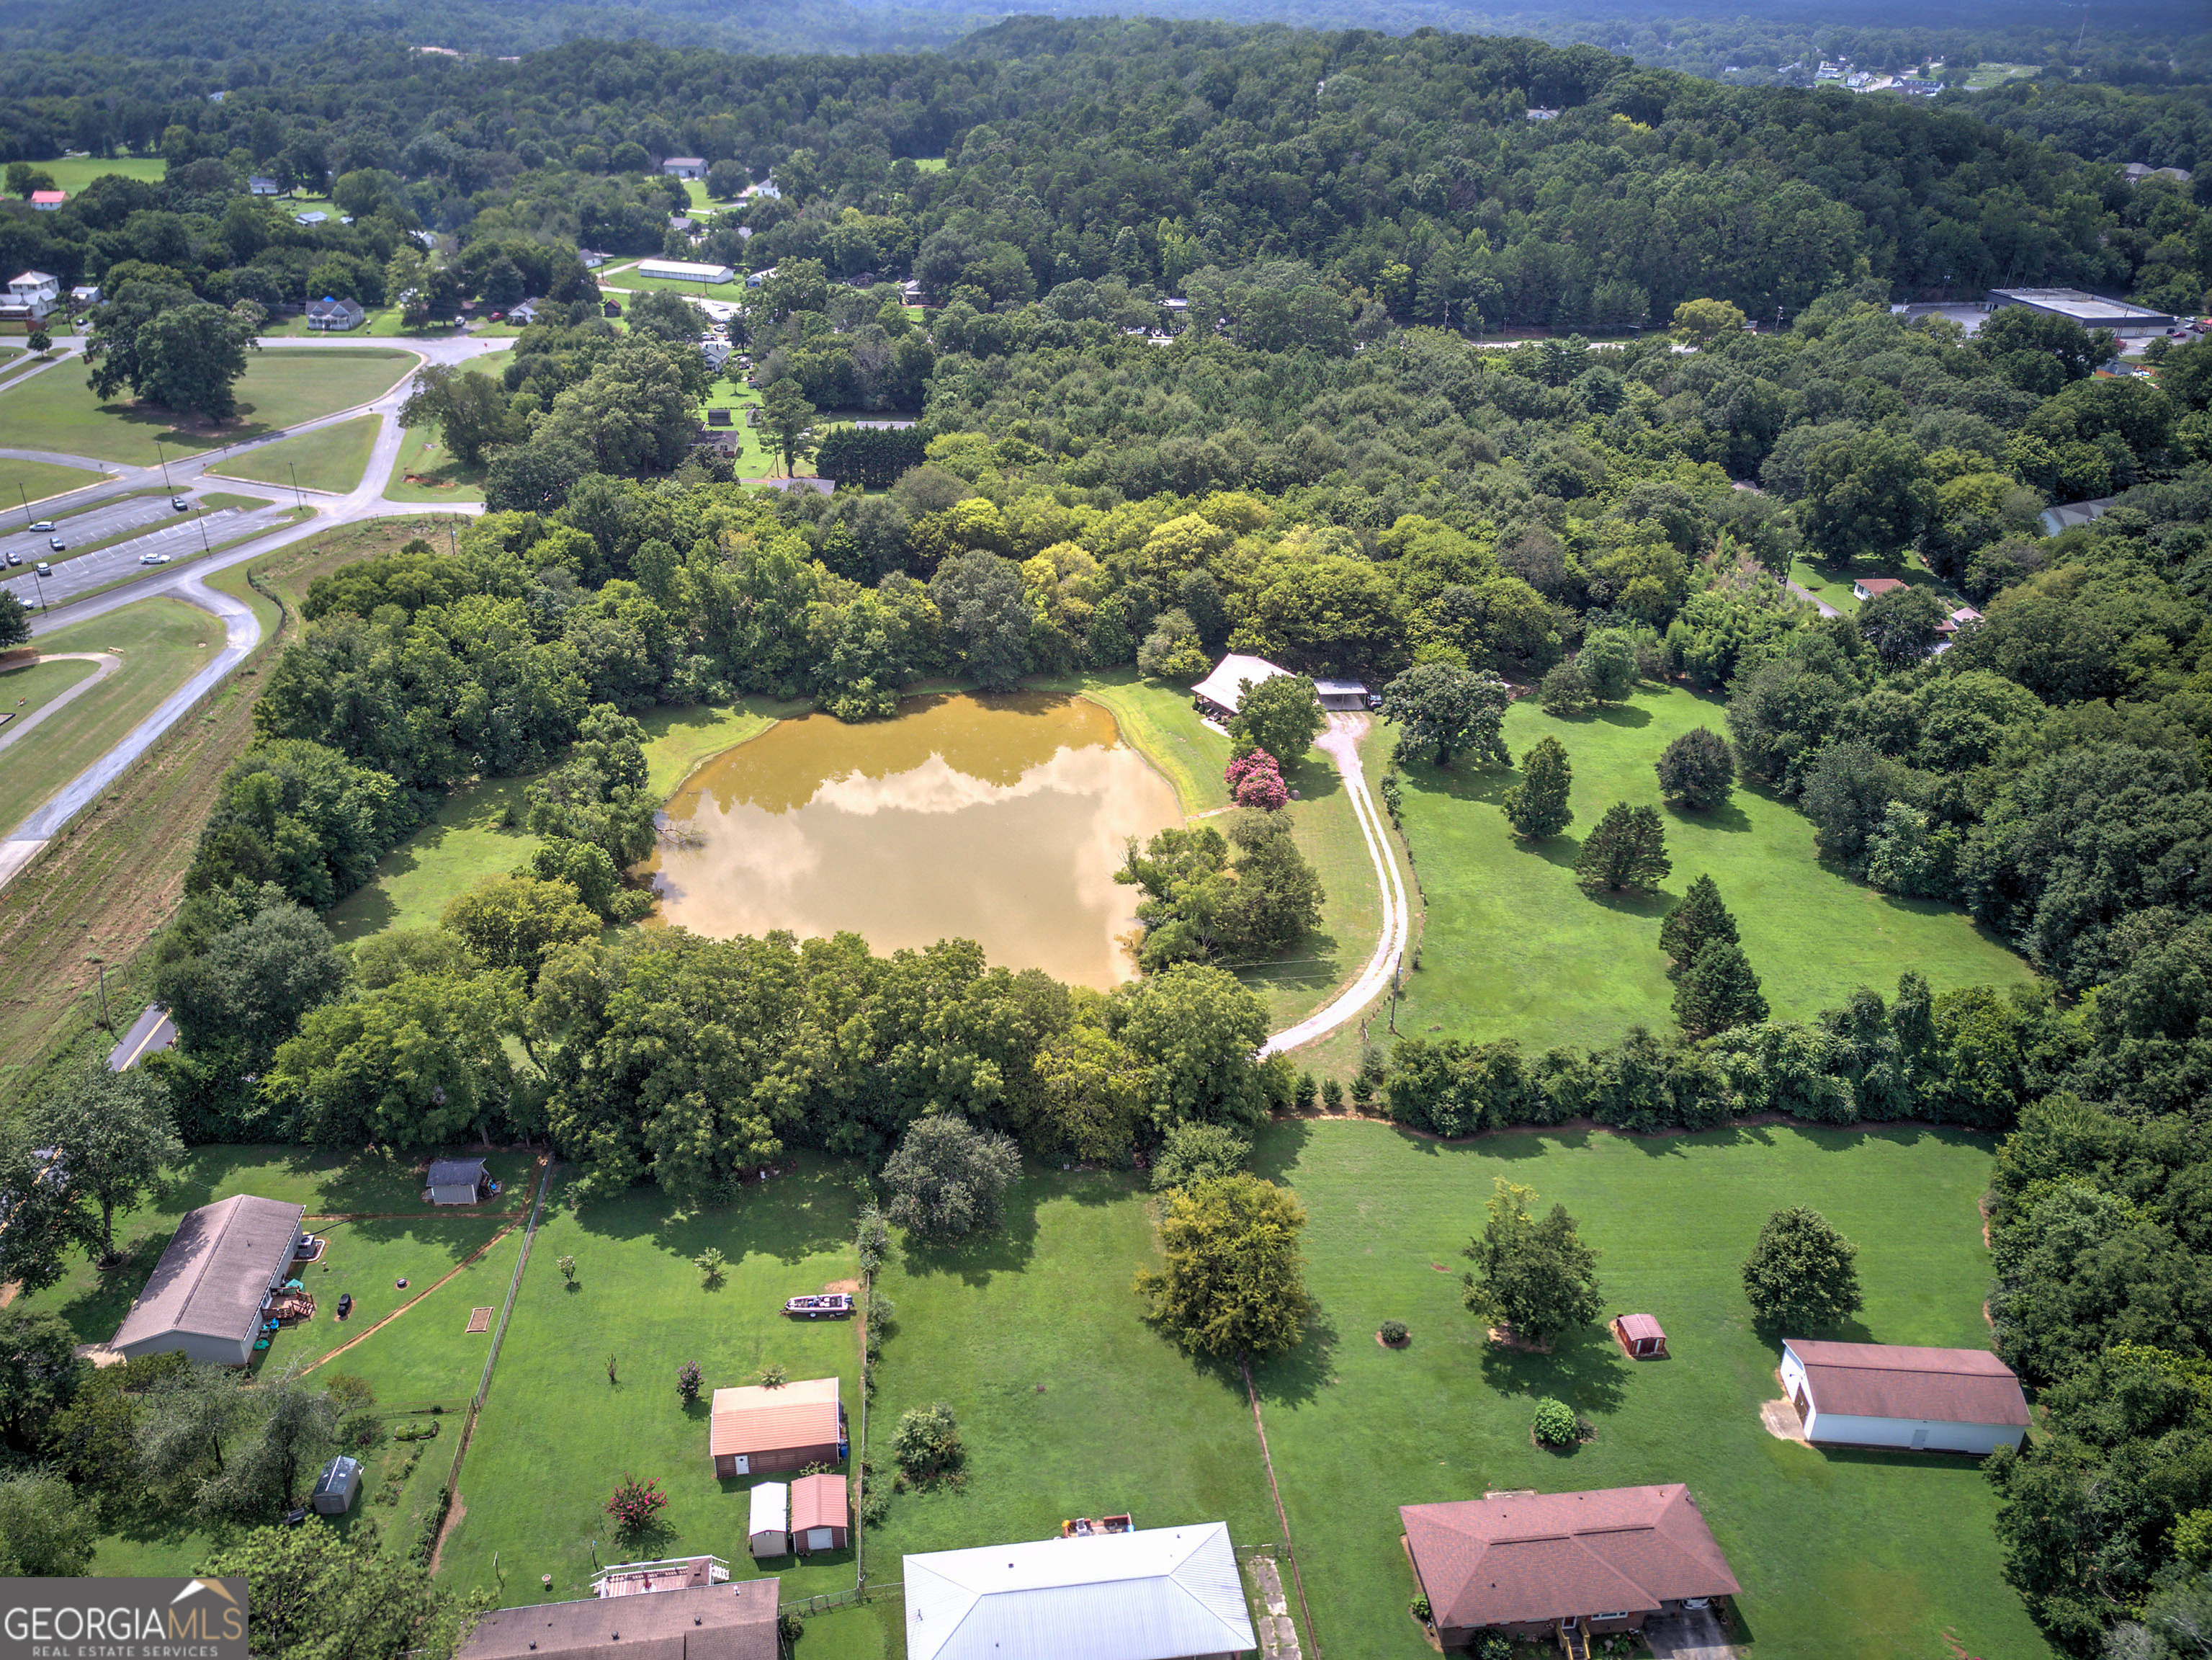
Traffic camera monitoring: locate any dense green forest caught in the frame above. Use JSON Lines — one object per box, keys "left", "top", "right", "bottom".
{"left": 3, "top": 11, "right": 2212, "bottom": 1650}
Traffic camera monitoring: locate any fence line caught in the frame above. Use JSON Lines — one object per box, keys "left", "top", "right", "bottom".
{"left": 439, "top": 1155, "right": 556, "bottom": 1536}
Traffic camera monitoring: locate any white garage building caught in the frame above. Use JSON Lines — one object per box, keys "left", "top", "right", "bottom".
{"left": 1780, "top": 1339, "right": 2030, "bottom": 1455}
{"left": 112, "top": 1195, "right": 308, "bottom": 1365}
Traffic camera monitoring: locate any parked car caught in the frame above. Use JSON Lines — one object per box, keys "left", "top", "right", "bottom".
{"left": 27, "top": 520, "right": 54, "bottom": 532}
{"left": 47, "top": 537, "right": 65, "bottom": 552}
{"left": 171, "top": 496, "right": 189, "bottom": 510}
{"left": 138, "top": 550, "right": 171, "bottom": 565}
{"left": 782, "top": 1293, "right": 854, "bottom": 1320}
{"left": 4, "top": 549, "right": 17, "bottom": 566}
{"left": 34, "top": 562, "right": 50, "bottom": 576}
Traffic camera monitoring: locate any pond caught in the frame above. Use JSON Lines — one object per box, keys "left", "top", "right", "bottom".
{"left": 642, "top": 692, "right": 1184, "bottom": 988}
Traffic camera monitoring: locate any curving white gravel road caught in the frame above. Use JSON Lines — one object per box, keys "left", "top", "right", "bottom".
{"left": 1261, "top": 713, "right": 1412, "bottom": 1056}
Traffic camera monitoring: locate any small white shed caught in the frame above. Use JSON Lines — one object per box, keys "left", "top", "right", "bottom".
{"left": 748, "top": 1481, "right": 789, "bottom": 1558}
{"left": 1780, "top": 1339, "right": 2029, "bottom": 1455}
{"left": 313, "top": 1455, "right": 362, "bottom": 1515}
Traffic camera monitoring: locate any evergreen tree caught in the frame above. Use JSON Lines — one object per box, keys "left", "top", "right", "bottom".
{"left": 1673, "top": 940, "right": 1770, "bottom": 1037}
{"left": 1503, "top": 736, "right": 1574, "bottom": 839}
{"left": 1659, "top": 875, "right": 1739, "bottom": 979}
{"left": 1572, "top": 803, "right": 1670, "bottom": 892}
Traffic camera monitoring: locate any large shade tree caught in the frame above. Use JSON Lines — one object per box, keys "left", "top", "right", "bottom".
{"left": 1135, "top": 1174, "right": 1312, "bottom": 1359}
{"left": 1461, "top": 1178, "right": 1603, "bottom": 1346}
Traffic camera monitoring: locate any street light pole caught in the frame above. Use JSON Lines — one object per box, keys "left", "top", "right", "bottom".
{"left": 16, "top": 485, "right": 28, "bottom": 529}
{"left": 288, "top": 463, "right": 303, "bottom": 510}
{"left": 31, "top": 568, "right": 46, "bottom": 611}
{"left": 155, "top": 436, "right": 172, "bottom": 491}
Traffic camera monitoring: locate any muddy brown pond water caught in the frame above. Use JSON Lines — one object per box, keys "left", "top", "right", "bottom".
{"left": 640, "top": 691, "right": 1184, "bottom": 988}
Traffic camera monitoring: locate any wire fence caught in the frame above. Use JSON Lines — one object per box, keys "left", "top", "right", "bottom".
{"left": 439, "top": 1156, "right": 555, "bottom": 1533}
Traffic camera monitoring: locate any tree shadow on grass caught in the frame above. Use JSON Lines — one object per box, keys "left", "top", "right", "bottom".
{"left": 1400, "top": 759, "right": 1517, "bottom": 806}
{"left": 1591, "top": 702, "right": 1652, "bottom": 728}
{"left": 893, "top": 1179, "right": 1044, "bottom": 1287}
{"left": 1239, "top": 1299, "right": 1340, "bottom": 1411}
{"left": 1584, "top": 885, "right": 1675, "bottom": 919}
{"left": 1284, "top": 753, "right": 1341, "bottom": 803}
{"left": 1474, "top": 1319, "right": 1630, "bottom": 1419}
{"left": 1663, "top": 798, "right": 1753, "bottom": 834}
{"left": 564, "top": 1156, "right": 859, "bottom": 1267}
{"left": 1250, "top": 1118, "right": 1313, "bottom": 1183}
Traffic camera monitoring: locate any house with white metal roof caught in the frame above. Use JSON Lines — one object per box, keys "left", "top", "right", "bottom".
{"left": 903, "top": 1522, "right": 1257, "bottom": 1660}
{"left": 1189, "top": 653, "right": 1296, "bottom": 723}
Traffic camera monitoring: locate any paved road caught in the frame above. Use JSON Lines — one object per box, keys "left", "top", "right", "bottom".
{"left": 0, "top": 569, "right": 259, "bottom": 891}
{"left": 1261, "top": 713, "right": 1413, "bottom": 1057}
{"left": 0, "top": 652, "right": 117, "bottom": 759}
{"left": 0, "top": 329, "right": 505, "bottom": 887}
{"left": 1786, "top": 578, "right": 1841, "bottom": 617}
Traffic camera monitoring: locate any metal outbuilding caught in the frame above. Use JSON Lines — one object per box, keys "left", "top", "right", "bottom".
{"left": 111, "top": 1195, "right": 309, "bottom": 1365}
{"left": 313, "top": 1455, "right": 362, "bottom": 1514}
{"left": 747, "top": 1481, "right": 789, "bottom": 1558}
{"left": 903, "top": 1522, "right": 1255, "bottom": 1660}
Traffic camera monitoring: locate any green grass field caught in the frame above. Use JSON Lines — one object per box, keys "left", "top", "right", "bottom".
{"left": 0, "top": 599, "right": 220, "bottom": 836}
{"left": 0, "top": 349, "right": 416, "bottom": 463}
{"left": 0, "top": 454, "right": 111, "bottom": 509}
{"left": 0, "top": 653, "right": 101, "bottom": 728}
{"left": 699, "top": 375, "right": 774, "bottom": 476}
{"left": 437, "top": 1159, "right": 864, "bottom": 1602}
{"left": 866, "top": 1164, "right": 1287, "bottom": 1634}
{"left": 210, "top": 414, "right": 381, "bottom": 494}
{"left": 36, "top": 154, "right": 166, "bottom": 193}
{"left": 326, "top": 775, "right": 542, "bottom": 943}
{"left": 326, "top": 700, "right": 794, "bottom": 945}
{"left": 1057, "top": 669, "right": 1230, "bottom": 816}
{"left": 602, "top": 267, "right": 748, "bottom": 299}
{"left": 1394, "top": 682, "right": 2036, "bottom": 1052}
{"left": 1243, "top": 1119, "right": 2051, "bottom": 1660}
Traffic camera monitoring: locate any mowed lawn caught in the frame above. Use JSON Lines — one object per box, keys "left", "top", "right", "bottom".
{"left": 210, "top": 414, "right": 381, "bottom": 494}
{"left": 383, "top": 350, "right": 509, "bottom": 503}
{"left": 326, "top": 700, "right": 792, "bottom": 946}
{"left": 0, "top": 598, "right": 220, "bottom": 836}
{"left": 1396, "top": 683, "right": 2036, "bottom": 1051}
{"left": 867, "top": 1169, "right": 1285, "bottom": 1631}
{"left": 1246, "top": 1120, "right": 2050, "bottom": 1660}
{"left": 0, "top": 349, "right": 416, "bottom": 463}
{"left": 439, "top": 1160, "right": 864, "bottom": 1602}
{"left": 0, "top": 453, "right": 109, "bottom": 507}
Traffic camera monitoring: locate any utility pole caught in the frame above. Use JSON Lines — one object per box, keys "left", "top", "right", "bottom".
{"left": 18, "top": 484, "right": 30, "bottom": 529}
{"left": 288, "top": 463, "right": 303, "bottom": 510}
{"left": 197, "top": 509, "right": 212, "bottom": 555}
{"left": 94, "top": 961, "right": 111, "bottom": 1030}
{"left": 31, "top": 567, "right": 46, "bottom": 610}
{"left": 155, "top": 436, "right": 172, "bottom": 491}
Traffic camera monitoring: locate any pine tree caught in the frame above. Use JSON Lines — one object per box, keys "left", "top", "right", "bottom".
{"left": 1659, "top": 875, "right": 1739, "bottom": 979}
{"left": 1673, "top": 940, "right": 1770, "bottom": 1038}
{"left": 1572, "top": 802, "right": 1670, "bottom": 892}
{"left": 1503, "top": 736, "right": 1574, "bottom": 839}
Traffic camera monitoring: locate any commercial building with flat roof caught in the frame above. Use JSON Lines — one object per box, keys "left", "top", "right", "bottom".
{"left": 1987, "top": 287, "right": 2175, "bottom": 336}
{"left": 636, "top": 259, "right": 734, "bottom": 285}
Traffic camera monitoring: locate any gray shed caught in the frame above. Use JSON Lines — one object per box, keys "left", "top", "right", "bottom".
{"left": 313, "top": 1455, "right": 362, "bottom": 1515}
{"left": 424, "top": 1158, "right": 489, "bottom": 1205}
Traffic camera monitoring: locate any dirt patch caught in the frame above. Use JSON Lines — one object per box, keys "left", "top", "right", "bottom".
{"left": 1485, "top": 1325, "right": 1552, "bottom": 1354}
{"left": 1376, "top": 1331, "right": 1410, "bottom": 1349}
{"left": 73, "top": 1342, "right": 125, "bottom": 1368}
{"left": 1760, "top": 1398, "right": 1809, "bottom": 1445}
{"left": 0, "top": 1282, "right": 17, "bottom": 1310}
{"left": 429, "top": 1487, "right": 465, "bottom": 1576}
{"left": 823, "top": 1279, "right": 860, "bottom": 1294}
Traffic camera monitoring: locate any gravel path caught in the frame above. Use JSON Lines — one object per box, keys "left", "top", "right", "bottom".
{"left": 1261, "top": 713, "right": 1411, "bottom": 1057}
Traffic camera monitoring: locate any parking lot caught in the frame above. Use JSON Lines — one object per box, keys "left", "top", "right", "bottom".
{"left": 1, "top": 501, "right": 292, "bottom": 607}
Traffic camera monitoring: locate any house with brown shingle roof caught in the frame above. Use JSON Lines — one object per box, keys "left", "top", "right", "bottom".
{"left": 709, "top": 1375, "right": 844, "bottom": 1476}
{"left": 1400, "top": 1484, "right": 1739, "bottom": 1648}
{"left": 1779, "top": 1339, "right": 2028, "bottom": 1454}
{"left": 459, "top": 1578, "right": 778, "bottom": 1660}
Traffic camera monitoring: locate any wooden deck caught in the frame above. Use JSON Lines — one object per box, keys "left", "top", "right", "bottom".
{"left": 593, "top": 1556, "right": 729, "bottom": 1599}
